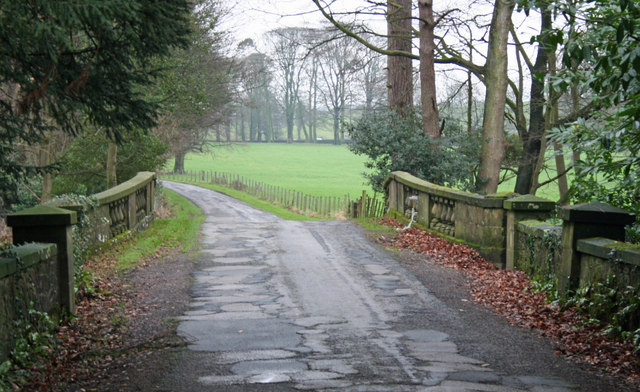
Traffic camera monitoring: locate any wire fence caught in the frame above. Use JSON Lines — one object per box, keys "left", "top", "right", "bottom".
{"left": 158, "top": 170, "right": 386, "bottom": 219}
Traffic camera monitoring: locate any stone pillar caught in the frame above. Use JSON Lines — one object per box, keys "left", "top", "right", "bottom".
{"left": 503, "top": 195, "right": 556, "bottom": 270}
{"left": 147, "top": 179, "right": 155, "bottom": 216}
{"left": 558, "top": 202, "right": 635, "bottom": 293}
{"left": 415, "top": 191, "right": 432, "bottom": 228}
{"left": 7, "top": 205, "right": 78, "bottom": 314}
{"left": 387, "top": 180, "right": 398, "bottom": 212}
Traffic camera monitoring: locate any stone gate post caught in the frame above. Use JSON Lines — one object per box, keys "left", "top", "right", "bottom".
{"left": 558, "top": 202, "right": 635, "bottom": 293}
{"left": 503, "top": 195, "right": 556, "bottom": 270}
{"left": 7, "top": 205, "right": 78, "bottom": 314}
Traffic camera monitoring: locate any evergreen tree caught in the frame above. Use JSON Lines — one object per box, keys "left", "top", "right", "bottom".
{"left": 0, "top": 0, "right": 192, "bottom": 182}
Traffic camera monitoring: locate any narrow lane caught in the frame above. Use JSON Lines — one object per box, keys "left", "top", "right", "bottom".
{"left": 160, "top": 182, "right": 620, "bottom": 391}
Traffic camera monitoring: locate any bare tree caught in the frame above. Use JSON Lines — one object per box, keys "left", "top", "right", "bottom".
{"left": 236, "top": 46, "right": 274, "bottom": 142}
{"left": 153, "top": 14, "right": 235, "bottom": 173}
{"left": 360, "top": 49, "right": 387, "bottom": 112}
{"left": 317, "top": 32, "right": 364, "bottom": 144}
{"left": 267, "top": 28, "right": 308, "bottom": 143}
{"left": 513, "top": 7, "right": 552, "bottom": 194}
{"left": 312, "top": 0, "right": 446, "bottom": 136}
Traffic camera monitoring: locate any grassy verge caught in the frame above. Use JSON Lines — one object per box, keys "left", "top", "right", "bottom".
{"left": 107, "top": 188, "right": 205, "bottom": 270}
{"left": 354, "top": 217, "right": 398, "bottom": 232}
{"left": 169, "top": 180, "right": 320, "bottom": 221}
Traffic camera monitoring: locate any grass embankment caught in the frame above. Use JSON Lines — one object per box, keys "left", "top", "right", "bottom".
{"left": 166, "top": 143, "right": 373, "bottom": 198}
{"left": 96, "top": 188, "right": 204, "bottom": 270}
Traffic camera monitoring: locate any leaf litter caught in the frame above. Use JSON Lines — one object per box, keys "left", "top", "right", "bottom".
{"left": 375, "top": 218, "right": 640, "bottom": 387}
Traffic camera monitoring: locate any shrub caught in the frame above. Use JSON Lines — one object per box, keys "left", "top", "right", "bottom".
{"left": 345, "top": 109, "right": 480, "bottom": 192}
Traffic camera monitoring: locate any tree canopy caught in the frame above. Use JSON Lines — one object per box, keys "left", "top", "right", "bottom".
{"left": 0, "top": 0, "right": 192, "bottom": 179}
{"left": 538, "top": 0, "right": 640, "bottom": 238}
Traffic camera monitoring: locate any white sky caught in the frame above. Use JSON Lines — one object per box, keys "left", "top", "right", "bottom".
{"left": 222, "top": 0, "right": 387, "bottom": 46}
{"left": 221, "top": 0, "right": 541, "bottom": 101}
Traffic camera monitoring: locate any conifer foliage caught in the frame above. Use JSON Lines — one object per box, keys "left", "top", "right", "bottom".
{"left": 0, "top": 0, "right": 192, "bottom": 178}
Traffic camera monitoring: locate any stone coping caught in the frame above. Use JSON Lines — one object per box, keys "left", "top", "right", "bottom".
{"left": 0, "top": 243, "right": 57, "bottom": 279}
{"left": 7, "top": 205, "right": 78, "bottom": 227}
{"left": 577, "top": 237, "right": 640, "bottom": 267}
{"left": 382, "top": 171, "right": 506, "bottom": 208}
{"left": 92, "top": 171, "right": 156, "bottom": 205}
{"left": 559, "top": 201, "right": 635, "bottom": 225}
{"left": 503, "top": 195, "right": 555, "bottom": 212}
{"left": 516, "top": 220, "right": 562, "bottom": 238}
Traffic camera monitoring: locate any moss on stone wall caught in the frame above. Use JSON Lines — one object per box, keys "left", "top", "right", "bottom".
{"left": 0, "top": 244, "right": 59, "bottom": 361}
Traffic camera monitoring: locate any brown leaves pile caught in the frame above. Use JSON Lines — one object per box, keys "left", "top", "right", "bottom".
{"left": 20, "top": 241, "right": 155, "bottom": 391}
{"left": 21, "top": 269, "right": 133, "bottom": 390}
{"left": 376, "top": 218, "right": 640, "bottom": 384}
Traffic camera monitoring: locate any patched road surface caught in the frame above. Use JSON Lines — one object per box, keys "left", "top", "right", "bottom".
{"left": 160, "top": 182, "right": 625, "bottom": 392}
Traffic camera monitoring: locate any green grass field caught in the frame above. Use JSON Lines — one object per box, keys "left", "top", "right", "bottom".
{"left": 169, "top": 143, "right": 374, "bottom": 197}
{"left": 170, "top": 143, "right": 571, "bottom": 202}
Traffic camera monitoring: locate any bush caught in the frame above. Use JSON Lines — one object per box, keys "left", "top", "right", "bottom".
{"left": 0, "top": 172, "right": 40, "bottom": 214}
{"left": 345, "top": 109, "right": 480, "bottom": 192}
{"left": 53, "top": 131, "right": 168, "bottom": 195}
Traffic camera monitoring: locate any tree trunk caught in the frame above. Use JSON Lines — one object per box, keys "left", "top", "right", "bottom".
{"left": 514, "top": 8, "right": 551, "bottom": 194}
{"left": 467, "top": 37, "right": 474, "bottom": 134}
{"left": 298, "top": 101, "right": 309, "bottom": 142}
{"left": 173, "top": 150, "right": 186, "bottom": 174}
{"left": 38, "top": 139, "right": 53, "bottom": 202}
{"left": 547, "top": 49, "right": 569, "bottom": 203}
{"left": 333, "top": 108, "right": 340, "bottom": 145}
{"left": 309, "top": 56, "right": 318, "bottom": 143}
{"left": 530, "top": 135, "right": 547, "bottom": 193}
{"left": 477, "top": 0, "right": 515, "bottom": 194}
{"left": 240, "top": 107, "right": 246, "bottom": 141}
{"left": 106, "top": 141, "right": 118, "bottom": 188}
{"left": 387, "top": 0, "right": 413, "bottom": 112}
{"left": 250, "top": 108, "right": 257, "bottom": 141}
{"left": 419, "top": 0, "right": 441, "bottom": 138}
{"left": 296, "top": 102, "right": 302, "bottom": 141}
{"left": 287, "top": 112, "right": 294, "bottom": 143}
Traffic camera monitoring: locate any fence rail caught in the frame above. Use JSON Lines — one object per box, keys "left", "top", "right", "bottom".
{"left": 159, "top": 170, "right": 385, "bottom": 219}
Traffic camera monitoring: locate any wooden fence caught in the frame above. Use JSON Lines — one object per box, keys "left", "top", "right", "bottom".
{"left": 159, "top": 170, "right": 386, "bottom": 219}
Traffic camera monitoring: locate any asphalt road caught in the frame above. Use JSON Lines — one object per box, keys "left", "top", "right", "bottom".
{"left": 159, "top": 181, "right": 629, "bottom": 392}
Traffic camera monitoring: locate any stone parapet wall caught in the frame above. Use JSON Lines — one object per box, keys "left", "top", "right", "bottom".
{"left": 383, "top": 172, "right": 638, "bottom": 294}
{"left": 512, "top": 220, "right": 562, "bottom": 277}
{"left": 0, "top": 244, "right": 58, "bottom": 361}
{"left": 383, "top": 171, "right": 509, "bottom": 266}
{"left": 577, "top": 238, "right": 640, "bottom": 290}
{"left": 2, "top": 172, "right": 158, "bottom": 361}
{"left": 57, "top": 171, "right": 157, "bottom": 248}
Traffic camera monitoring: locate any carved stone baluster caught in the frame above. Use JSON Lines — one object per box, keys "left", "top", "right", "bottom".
{"left": 431, "top": 197, "right": 440, "bottom": 229}
{"left": 449, "top": 201, "right": 456, "bottom": 236}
